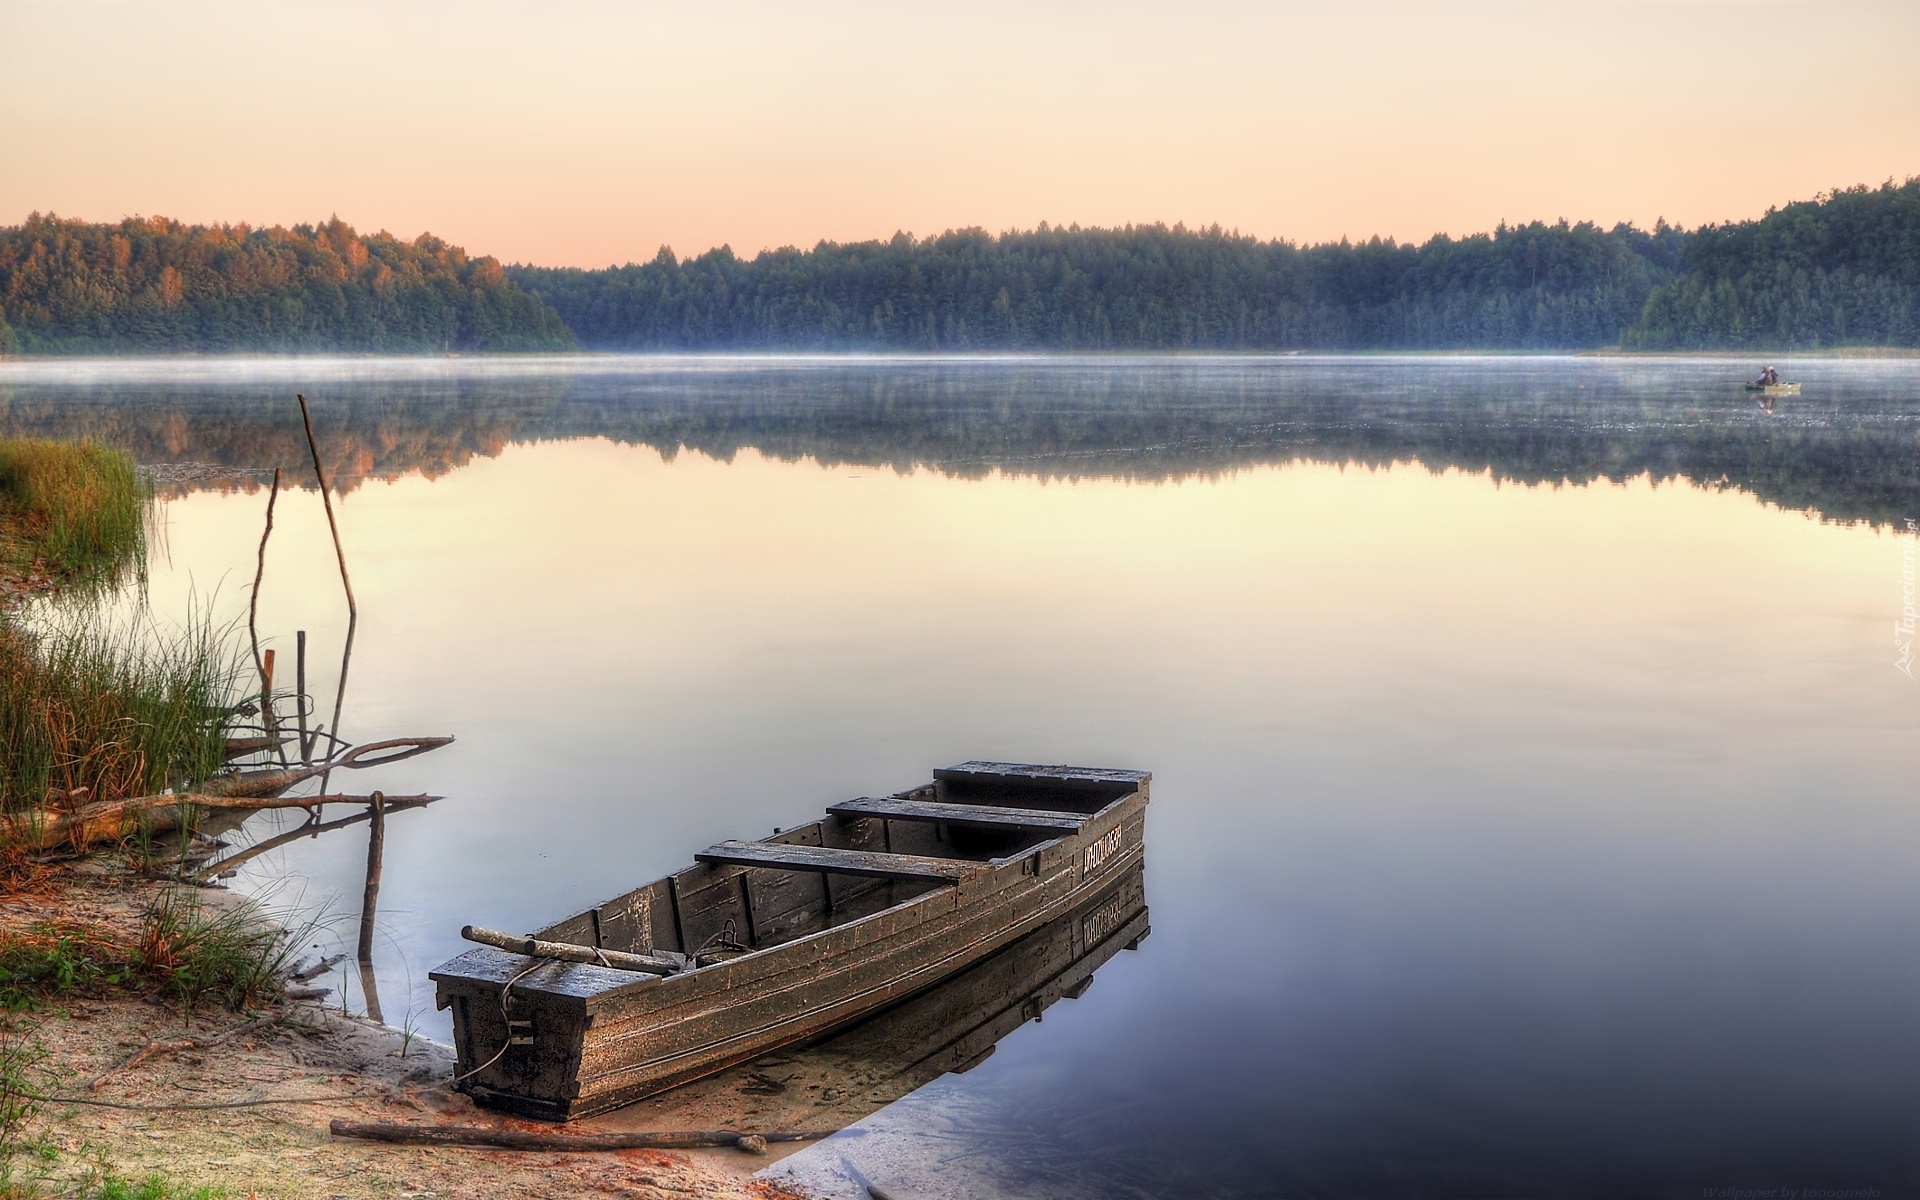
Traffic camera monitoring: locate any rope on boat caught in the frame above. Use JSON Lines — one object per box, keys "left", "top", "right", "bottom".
{"left": 449, "top": 958, "right": 544, "bottom": 1086}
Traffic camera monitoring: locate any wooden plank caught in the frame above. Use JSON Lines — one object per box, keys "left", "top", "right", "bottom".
{"left": 881, "top": 812, "right": 947, "bottom": 858}
{"left": 695, "top": 840, "right": 978, "bottom": 883}
{"left": 820, "top": 814, "right": 889, "bottom": 909}
{"left": 828, "top": 795, "right": 1087, "bottom": 833}
{"left": 594, "top": 887, "right": 655, "bottom": 955}
{"left": 671, "top": 865, "right": 752, "bottom": 956}
{"left": 747, "top": 823, "right": 829, "bottom": 945}
{"left": 935, "top": 762, "right": 1148, "bottom": 815}
{"left": 935, "top": 762, "right": 1150, "bottom": 788}
{"left": 536, "top": 911, "right": 597, "bottom": 947}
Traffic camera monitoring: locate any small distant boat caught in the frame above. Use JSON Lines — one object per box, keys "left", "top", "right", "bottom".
{"left": 1744, "top": 382, "right": 1801, "bottom": 394}
{"left": 433, "top": 761, "right": 1150, "bottom": 1120}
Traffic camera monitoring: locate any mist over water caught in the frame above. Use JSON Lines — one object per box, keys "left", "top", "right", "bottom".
{"left": 6, "top": 356, "right": 1916, "bottom": 1198}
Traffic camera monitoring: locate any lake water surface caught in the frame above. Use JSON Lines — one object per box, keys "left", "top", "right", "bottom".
{"left": 4, "top": 356, "right": 1917, "bottom": 1199}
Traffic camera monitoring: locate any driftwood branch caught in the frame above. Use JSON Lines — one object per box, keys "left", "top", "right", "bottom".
{"left": 300, "top": 393, "right": 358, "bottom": 797}
{"left": 0, "top": 792, "right": 442, "bottom": 854}
{"left": 87, "top": 1015, "right": 279, "bottom": 1090}
{"left": 203, "top": 736, "right": 455, "bottom": 798}
{"left": 289, "top": 954, "right": 347, "bottom": 983}
{"left": 88, "top": 1040, "right": 195, "bottom": 1090}
{"left": 194, "top": 797, "right": 437, "bottom": 881}
{"left": 222, "top": 736, "right": 288, "bottom": 762}
{"left": 298, "top": 394, "right": 356, "bottom": 622}
{"left": 247, "top": 467, "right": 281, "bottom": 685}
{"left": 327, "top": 1120, "right": 832, "bottom": 1153}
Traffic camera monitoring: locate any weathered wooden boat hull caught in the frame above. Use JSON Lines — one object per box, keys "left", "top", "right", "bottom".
{"left": 432, "top": 762, "right": 1150, "bottom": 1120}
{"left": 1745, "top": 382, "right": 1801, "bottom": 394}
{"left": 611, "top": 860, "right": 1150, "bottom": 1134}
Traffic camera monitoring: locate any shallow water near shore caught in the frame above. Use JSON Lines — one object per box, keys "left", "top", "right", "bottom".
{"left": 5, "top": 355, "right": 1918, "bottom": 1198}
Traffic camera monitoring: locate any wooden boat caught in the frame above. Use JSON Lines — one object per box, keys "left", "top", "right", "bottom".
{"left": 1744, "top": 382, "right": 1801, "bottom": 394}
{"left": 431, "top": 761, "right": 1151, "bottom": 1120}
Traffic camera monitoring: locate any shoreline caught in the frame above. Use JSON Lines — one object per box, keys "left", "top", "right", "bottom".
{"left": 2, "top": 844, "right": 805, "bottom": 1200}
{"left": 0, "top": 440, "right": 801, "bottom": 1200}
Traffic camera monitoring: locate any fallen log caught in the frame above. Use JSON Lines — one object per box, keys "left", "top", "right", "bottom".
{"left": 222, "top": 735, "right": 290, "bottom": 762}
{"left": 0, "top": 793, "right": 442, "bottom": 855}
{"left": 327, "top": 1120, "right": 834, "bottom": 1153}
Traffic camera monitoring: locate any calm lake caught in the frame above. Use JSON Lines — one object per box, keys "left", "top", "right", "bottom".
{"left": 4, "top": 355, "right": 1917, "bottom": 1199}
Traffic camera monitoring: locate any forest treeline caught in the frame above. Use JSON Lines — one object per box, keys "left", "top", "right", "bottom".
{"left": 512, "top": 220, "right": 1688, "bottom": 352}
{"left": 0, "top": 215, "right": 574, "bottom": 353}
{"left": 2, "top": 178, "right": 1915, "bottom": 353}
{"left": 511, "top": 179, "right": 1918, "bottom": 351}
{"left": 1627, "top": 179, "right": 1920, "bottom": 348}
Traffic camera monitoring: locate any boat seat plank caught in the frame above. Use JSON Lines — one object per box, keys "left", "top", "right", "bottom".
{"left": 828, "top": 796, "right": 1088, "bottom": 832}
{"left": 695, "top": 840, "right": 979, "bottom": 883}
{"left": 936, "top": 762, "right": 1150, "bottom": 787}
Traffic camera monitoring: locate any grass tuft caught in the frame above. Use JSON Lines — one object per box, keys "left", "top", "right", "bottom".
{"left": 0, "top": 924, "right": 135, "bottom": 1010}
{"left": 0, "top": 440, "right": 149, "bottom": 586}
{"left": 83, "top": 1171, "right": 222, "bottom": 1200}
{"left": 0, "top": 895, "right": 291, "bottom": 1016}
{"left": 2, "top": 1157, "right": 222, "bottom": 1200}
{"left": 135, "top": 893, "right": 295, "bottom": 1015}
{"left": 0, "top": 608, "right": 243, "bottom": 819}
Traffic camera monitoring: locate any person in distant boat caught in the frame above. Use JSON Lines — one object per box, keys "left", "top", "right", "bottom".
{"left": 1753, "top": 365, "right": 1780, "bottom": 386}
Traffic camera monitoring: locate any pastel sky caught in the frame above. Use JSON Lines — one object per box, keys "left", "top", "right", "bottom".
{"left": 3, "top": 0, "right": 1915, "bottom": 267}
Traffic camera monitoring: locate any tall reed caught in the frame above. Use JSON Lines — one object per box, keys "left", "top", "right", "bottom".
{"left": 0, "top": 438, "right": 149, "bottom": 585}
{"left": 0, "top": 608, "right": 244, "bottom": 817}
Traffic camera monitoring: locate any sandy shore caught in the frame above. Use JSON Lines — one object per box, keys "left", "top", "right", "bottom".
{"left": 1, "top": 873, "right": 809, "bottom": 1200}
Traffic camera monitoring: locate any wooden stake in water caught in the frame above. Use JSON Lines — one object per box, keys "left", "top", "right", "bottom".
{"left": 357, "top": 790, "right": 387, "bottom": 1023}
{"left": 259, "top": 649, "right": 277, "bottom": 747}
{"left": 295, "top": 630, "right": 310, "bottom": 765}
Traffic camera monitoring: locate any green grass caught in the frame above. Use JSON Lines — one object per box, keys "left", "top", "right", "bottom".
{"left": 133, "top": 893, "right": 296, "bottom": 1015}
{"left": 0, "top": 440, "right": 149, "bottom": 586}
{"left": 0, "top": 609, "right": 242, "bottom": 819}
{"left": 0, "top": 436, "right": 239, "bottom": 827}
{"left": 0, "top": 1023, "right": 42, "bottom": 1149}
{"left": 3, "top": 1153, "right": 223, "bottom": 1200}
{"left": 0, "top": 896, "right": 288, "bottom": 1199}
{"left": 83, "top": 1172, "right": 221, "bottom": 1200}
{"left": 0, "top": 895, "right": 292, "bottom": 1016}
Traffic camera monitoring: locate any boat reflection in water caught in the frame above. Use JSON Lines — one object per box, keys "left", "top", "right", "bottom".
{"left": 592, "top": 857, "right": 1148, "bottom": 1140}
